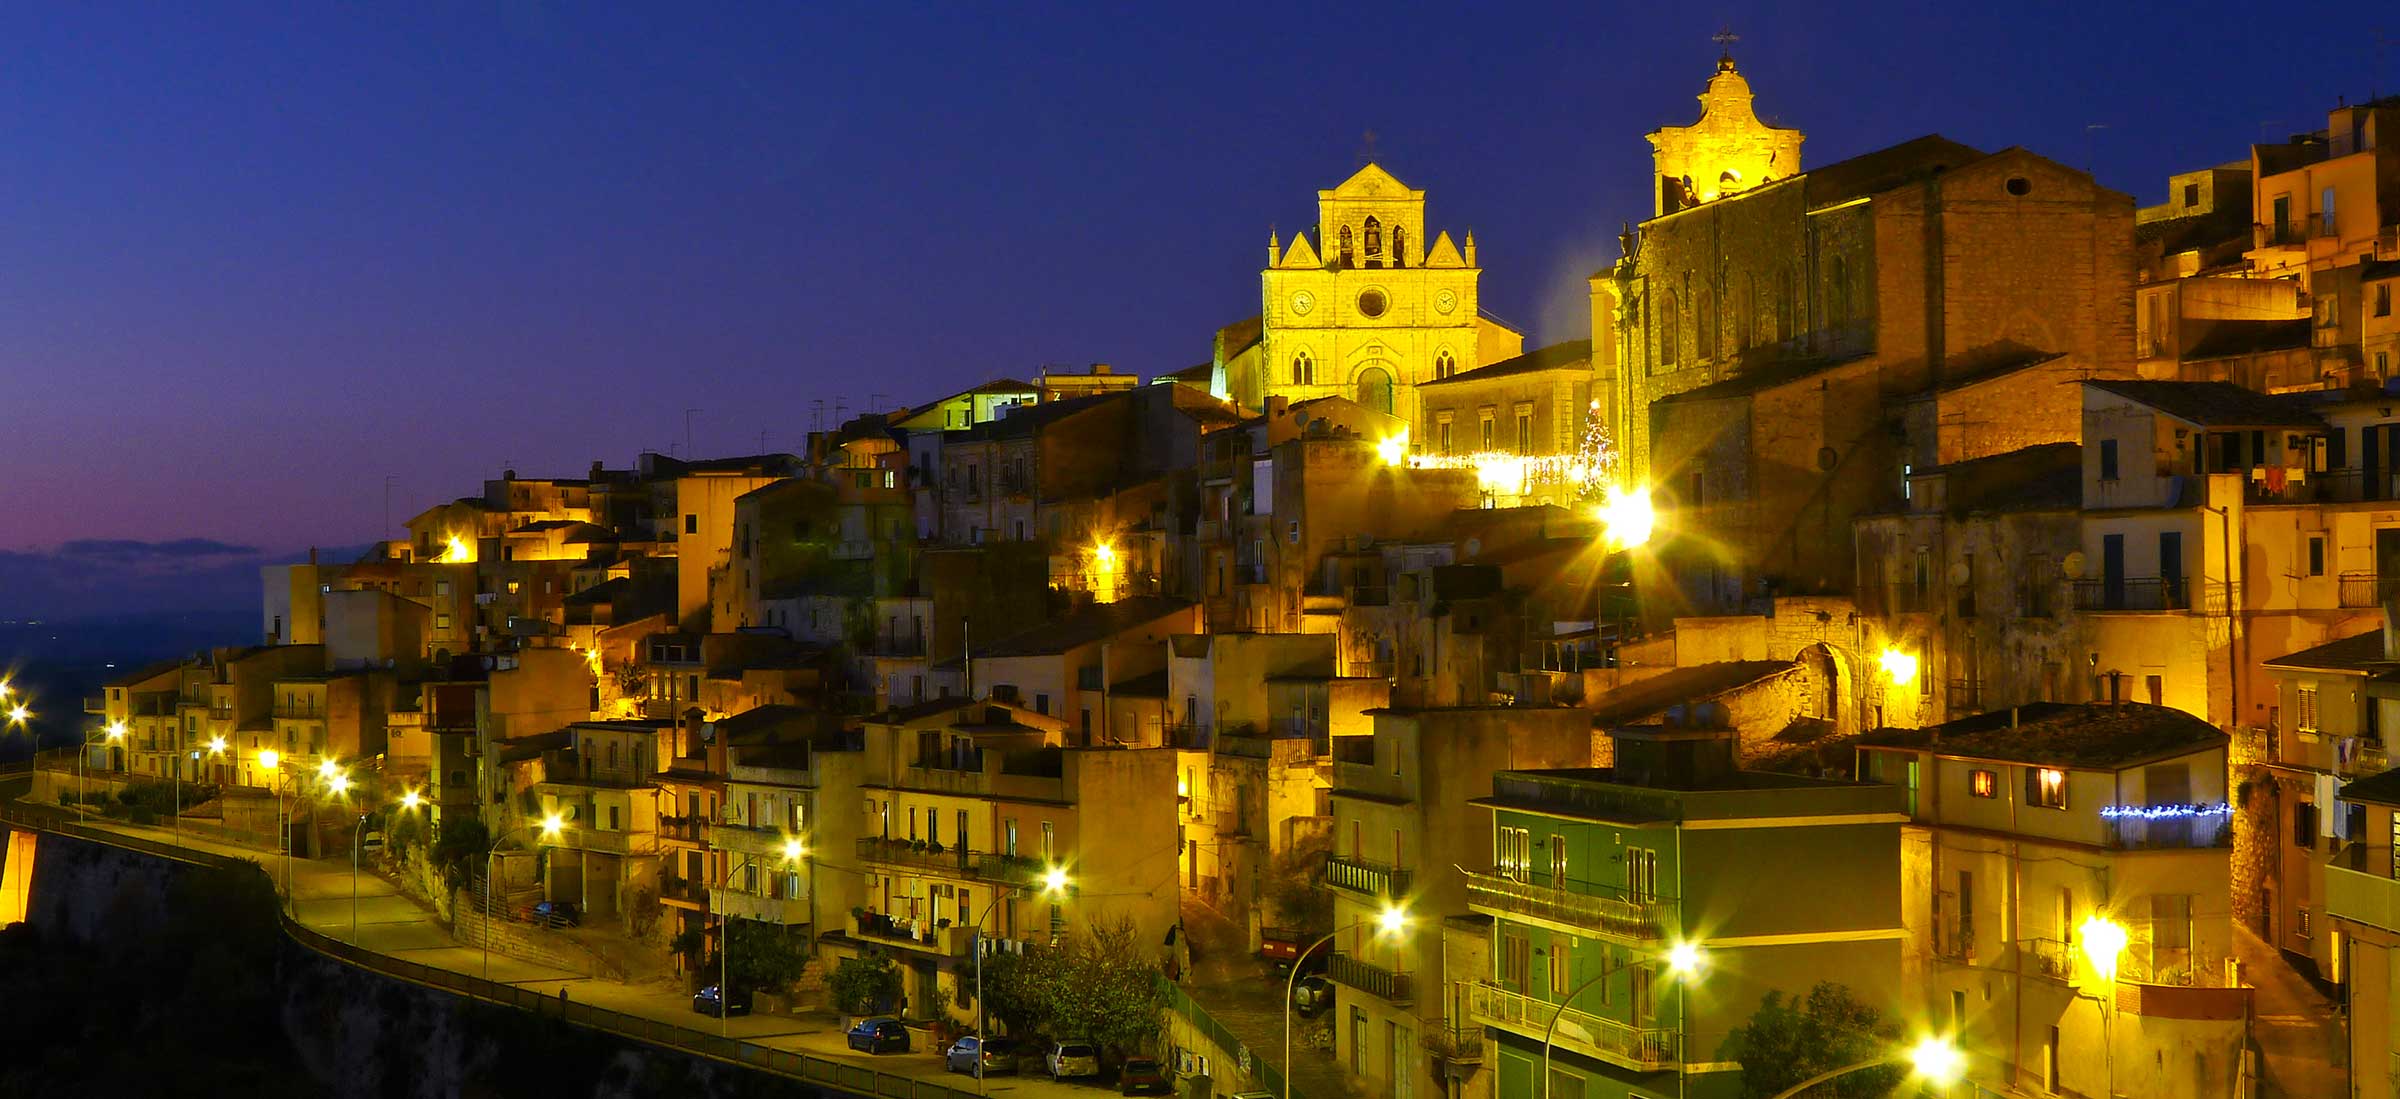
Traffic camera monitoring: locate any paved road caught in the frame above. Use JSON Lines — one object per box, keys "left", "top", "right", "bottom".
{"left": 1180, "top": 900, "right": 1365, "bottom": 1099}
{"left": 2238, "top": 927, "right": 2346, "bottom": 1099}
{"left": 31, "top": 808, "right": 1119, "bottom": 1099}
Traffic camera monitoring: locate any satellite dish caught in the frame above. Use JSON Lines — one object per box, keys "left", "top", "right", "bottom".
{"left": 1464, "top": 538, "right": 1483, "bottom": 558}
{"left": 1947, "top": 562, "right": 1971, "bottom": 586}
{"left": 2062, "top": 551, "right": 2087, "bottom": 579}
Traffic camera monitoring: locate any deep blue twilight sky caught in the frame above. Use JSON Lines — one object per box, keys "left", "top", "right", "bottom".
{"left": 0, "top": 2, "right": 2388, "bottom": 572}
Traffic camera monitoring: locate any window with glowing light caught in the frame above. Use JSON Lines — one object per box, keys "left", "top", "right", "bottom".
{"left": 1969, "top": 770, "right": 1997, "bottom": 798}
{"left": 2027, "top": 767, "right": 2068, "bottom": 809}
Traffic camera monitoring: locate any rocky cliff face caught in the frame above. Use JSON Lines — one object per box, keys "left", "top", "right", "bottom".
{"left": 16, "top": 829, "right": 818, "bottom": 1099}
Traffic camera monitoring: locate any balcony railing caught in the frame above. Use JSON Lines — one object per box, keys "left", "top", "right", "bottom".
{"left": 658, "top": 815, "right": 703, "bottom": 843}
{"left": 1163, "top": 722, "right": 1213, "bottom": 750}
{"left": 1423, "top": 1024, "right": 1485, "bottom": 1064}
{"left": 658, "top": 876, "right": 707, "bottom": 905}
{"left": 2020, "top": 937, "right": 2074, "bottom": 981}
{"left": 1328, "top": 952, "right": 1414, "bottom": 1005}
{"left": 847, "top": 912, "right": 972, "bottom": 956}
{"left": 2101, "top": 810, "right": 2233, "bottom": 850}
{"left": 852, "top": 836, "right": 1052, "bottom": 887}
{"left": 2340, "top": 573, "right": 2400, "bottom": 609}
{"left": 1462, "top": 869, "right": 1674, "bottom": 941}
{"left": 708, "top": 886, "right": 810, "bottom": 925}
{"left": 1326, "top": 855, "right": 1412, "bottom": 899}
{"left": 1463, "top": 981, "right": 1676, "bottom": 1071}
{"left": 2339, "top": 738, "right": 2391, "bottom": 779}
{"left": 2071, "top": 577, "right": 2189, "bottom": 612}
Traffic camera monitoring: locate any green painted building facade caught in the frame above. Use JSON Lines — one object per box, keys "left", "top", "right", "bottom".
{"left": 1459, "top": 727, "right": 1909, "bottom": 1099}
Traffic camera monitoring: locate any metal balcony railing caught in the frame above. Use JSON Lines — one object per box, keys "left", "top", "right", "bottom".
{"left": 1328, "top": 952, "right": 1414, "bottom": 1005}
{"left": 1461, "top": 869, "right": 1674, "bottom": 941}
{"left": 2101, "top": 811, "right": 2232, "bottom": 850}
{"left": 2020, "top": 937, "right": 2074, "bottom": 981}
{"left": 1462, "top": 981, "right": 1676, "bottom": 1071}
{"left": 2071, "top": 576, "right": 2188, "bottom": 612}
{"left": 2340, "top": 573, "right": 2400, "bottom": 609}
{"left": 1325, "top": 855, "right": 1412, "bottom": 898}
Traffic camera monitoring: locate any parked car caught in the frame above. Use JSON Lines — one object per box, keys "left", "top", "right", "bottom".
{"left": 1046, "top": 1040, "right": 1100, "bottom": 1079}
{"left": 1119, "top": 1056, "right": 1171, "bottom": 1095}
{"left": 1292, "top": 974, "right": 1336, "bottom": 1017}
{"left": 690, "top": 985, "right": 750, "bottom": 1017}
{"left": 847, "top": 1017, "right": 911, "bottom": 1054}
{"left": 944, "top": 1036, "right": 1019, "bottom": 1076}
{"left": 1259, "top": 927, "right": 1325, "bottom": 976}
{"left": 528, "top": 900, "right": 581, "bottom": 927}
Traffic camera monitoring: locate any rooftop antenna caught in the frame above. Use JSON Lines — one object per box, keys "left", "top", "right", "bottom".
{"left": 811, "top": 399, "right": 826, "bottom": 436}
{"left": 758, "top": 428, "right": 770, "bottom": 454}
{"left": 683, "top": 408, "right": 701, "bottom": 459}
{"left": 2083, "top": 122, "right": 2109, "bottom": 176}
{"left": 869, "top": 392, "right": 888, "bottom": 415}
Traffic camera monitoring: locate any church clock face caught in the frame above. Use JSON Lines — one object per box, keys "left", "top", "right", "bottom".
{"left": 1290, "top": 290, "right": 1315, "bottom": 316}
{"left": 1434, "top": 288, "right": 1457, "bottom": 315}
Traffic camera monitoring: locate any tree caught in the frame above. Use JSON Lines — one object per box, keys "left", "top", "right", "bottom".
{"left": 428, "top": 815, "right": 491, "bottom": 891}
{"left": 1019, "top": 917, "right": 1166, "bottom": 1054}
{"left": 962, "top": 946, "right": 1038, "bottom": 1035}
{"left": 1722, "top": 982, "right": 1903, "bottom": 1099}
{"left": 830, "top": 950, "right": 903, "bottom": 1015}
{"left": 1262, "top": 827, "right": 1333, "bottom": 933}
{"left": 703, "top": 917, "right": 810, "bottom": 994}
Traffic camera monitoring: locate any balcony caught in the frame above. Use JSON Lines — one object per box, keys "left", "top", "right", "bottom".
{"left": 658, "top": 876, "right": 708, "bottom": 907}
{"left": 551, "top": 828, "right": 656, "bottom": 856}
{"left": 1328, "top": 951, "right": 1414, "bottom": 1005}
{"left": 2101, "top": 809, "right": 2233, "bottom": 850}
{"left": 847, "top": 912, "right": 973, "bottom": 956}
{"left": 2340, "top": 572, "right": 2400, "bottom": 609}
{"left": 708, "top": 886, "right": 810, "bottom": 925}
{"left": 1462, "top": 869, "right": 1674, "bottom": 942}
{"left": 1423, "top": 1024, "right": 1485, "bottom": 1065}
{"left": 2071, "top": 577, "right": 2189, "bottom": 612}
{"left": 2020, "top": 937, "right": 2074, "bottom": 982}
{"left": 2339, "top": 739, "right": 2390, "bottom": 779}
{"left": 853, "top": 836, "right": 1053, "bottom": 887}
{"left": 1462, "top": 981, "right": 1676, "bottom": 1072}
{"left": 705, "top": 819, "right": 794, "bottom": 856}
{"left": 658, "top": 815, "right": 703, "bottom": 844}
{"left": 1326, "top": 854, "right": 1412, "bottom": 899}
{"left": 2329, "top": 845, "right": 2400, "bottom": 933}
{"left": 1163, "top": 722, "right": 1213, "bottom": 750}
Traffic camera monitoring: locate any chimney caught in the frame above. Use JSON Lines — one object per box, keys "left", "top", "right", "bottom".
{"left": 308, "top": 546, "right": 318, "bottom": 566}
{"left": 1091, "top": 363, "right": 1112, "bottom": 375}
{"left": 504, "top": 468, "right": 517, "bottom": 481}
{"left": 591, "top": 460, "right": 605, "bottom": 480}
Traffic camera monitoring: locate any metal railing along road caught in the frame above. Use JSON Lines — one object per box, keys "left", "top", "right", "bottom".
{"left": 1159, "top": 978, "right": 1295, "bottom": 1099}
{"left": 0, "top": 805, "right": 988, "bottom": 1099}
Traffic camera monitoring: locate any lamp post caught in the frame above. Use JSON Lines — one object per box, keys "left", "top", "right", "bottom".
{"left": 967, "top": 864, "right": 1070, "bottom": 1095}
{"left": 79, "top": 722, "right": 126, "bottom": 815}
{"left": 258, "top": 748, "right": 291, "bottom": 899}
{"left": 1762, "top": 1034, "right": 1964, "bottom": 1099}
{"left": 1285, "top": 904, "right": 1410, "bottom": 1099}
{"left": 352, "top": 788, "right": 423, "bottom": 944}
{"left": 1541, "top": 941, "right": 1705, "bottom": 1099}
{"left": 2079, "top": 913, "right": 2129, "bottom": 1098}
{"left": 483, "top": 814, "right": 564, "bottom": 981}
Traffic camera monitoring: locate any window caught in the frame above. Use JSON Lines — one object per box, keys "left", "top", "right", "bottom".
{"left": 2183, "top": 182, "right": 2199, "bottom": 207}
{"left": 1356, "top": 289, "right": 1388, "bottom": 318}
{"left": 1435, "top": 348, "right": 1456, "bottom": 379}
{"left": 2099, "top": 438, "right": 2119, "bottom": 481}
{"left": 1363, "top": 215, "right": 1382, "bottom": 260}
{"left": 1501, "top": 931, "right": 1530, "bottom": 990}
{"left": 2293, "top": 801, "right": 2319, "bottom": 849}
{"left": 1968, "top": 770, "right": 1997, "bottom": 798}
{"left": 2027, "top": 767, "right": 2067, "bottom": 809}
{"left": 1548, "top": 834, "right": 1567, "bottom": 886}
{"left": 2322, "top": 186, "right": 2339, "bottom": 232}
{"left": 1293, "top": 350, "right": 1314, "bottom": 385}
{"left": 1625, "top": 846, "right": 1657, "bottom": 899}
{"left": 435, "top": 579, "right": 451, "bottom": 597}
{"left": 1391, "top": 226, "right": 1406, "bottom": 267}
{"left": 1287, "top": 520, "right": 1300, "bottom": 544}
{"left": 1040, "top": 820, "right": 1054, "bottom": 859}
{"left": 2309, "top": 535, "right": 2327, "bottom": 577}
{"left": 2378, "top": 283, "right": 2392, "bottom": 318}
{"left": 1515, "top": 409, "right": 1533, "bottom": 454}
{"left": 1548, "top": 933, "right": 1570, "bottom": 995}
{"left": 1658, "top": 292, "right": 1679, "bottom": 366}
{"left": 1496, "top": 826, "right": 1532, "bottom": 882}
{"left": 1437, "top": 418, "right": 1455, "bottom": 454}
{"left": 2297, "top": 686, "right": 2320, "bottom": 735}
{"left": 1478, "top": 413, "right": 1495, "bottom": 450}
{"left": 684, "top": 514, "right": 698, "bottom": 535}
{"left": 1033, "top": 692, "right": 1048, "bottom": 715}
{"left": 1339, "top": 225, "right": 1354, "bottom": 267}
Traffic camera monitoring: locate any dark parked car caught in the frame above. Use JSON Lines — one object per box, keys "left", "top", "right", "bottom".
{"left": 529, "top": 900, "right": 581, "bottom": 927}
{"left": 1292, "top": 974, "right": 1336, "bottom": 1017}
{"left": 846, "top": 1017, "right": 911, "bottom": 1054}
{"left": 1119, "top": 1056, "right": 1171, "bottom": 1095}
{"left": 944, "top": 1035, "right": 1019, "bottom": 1076}
{"left": 690, "top": 985, "right": 750, "bottom": 1017}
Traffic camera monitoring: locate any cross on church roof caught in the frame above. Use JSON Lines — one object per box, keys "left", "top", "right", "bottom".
{"left": 1358, "top": 129, "right": 1379, "bottom": 165}
{"left": 1712, "top": 26, "right": 1738, "bottom": 50}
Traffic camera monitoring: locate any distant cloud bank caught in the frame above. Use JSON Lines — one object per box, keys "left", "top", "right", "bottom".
{"left": 0, "top": 539, "right": 365, "bottom": 621}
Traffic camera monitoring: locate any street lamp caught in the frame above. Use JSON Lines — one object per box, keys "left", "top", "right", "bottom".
{"left": 258, "top": 748, "right": 294, "bottom": 899}
{"left": 1540, "top": 941, "right": 1706, "bottom": 1099}
{"left": 1763, "top": 1032, "right": 1967, "bottom": 1099}
{"left": 78, "top": 721, "right": 126, "bottom": 815}
{"left": 965, "top": 865, "right": 1072, "bottom": 1094}
{"left": 2079, "top": 913, "right": 2129, "bottom": 1096}
{"left": 482, "top": 814, "right": 565, "bottom": 981}
{"left": 1284, "top": 904, "right": 1410, "bottom": 1099}
{"left": 354, "top": 788, "right": 423, "bottom": 943}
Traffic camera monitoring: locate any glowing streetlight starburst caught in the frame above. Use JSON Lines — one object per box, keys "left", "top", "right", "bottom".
{"left": 5, "top": 704, "right": 29, "bottom": 726}
{"left": 1667, "top": 941, "right": 1705, "bottom": 976}
{"left": 400, "top": 789, "right": 422, "bottom": 811}
{"left": 540, "top": 813, "right": 565, "bottom": 838}
{"left": 1375, "top": 431, "right": 1410, "bottom": 465}
{"left": 1593, "top": 485, "right": 1656, "bottom": 550}
{"left": 2079, "top": 914, "right": 2128, "bottom": 983}
{"left": 1908, "top": 1035, "right": 1964, "bottom": 1085}
{"left": 1878, "top": 647, "right": 1920, "bottom": 687}
{"left": 1042, "top": 866, "right": 1070, "bottom": 895}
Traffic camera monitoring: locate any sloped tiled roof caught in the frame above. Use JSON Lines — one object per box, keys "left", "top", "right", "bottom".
{"left": 1858, "top": 702, "right": 2226, "bottom": 769}
{"left": 1417, "top": 340, "right": 1592, "bottom": 389}
{"left": 2262, "top": 631, "right": 2389, "bottom": 674}
{"left": 2085, "top": 379, "right": 2323, "bottom": 428}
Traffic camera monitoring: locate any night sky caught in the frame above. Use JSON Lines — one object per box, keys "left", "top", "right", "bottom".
{"left": 1, "top": 1, "right": 2387, "bottom": 561}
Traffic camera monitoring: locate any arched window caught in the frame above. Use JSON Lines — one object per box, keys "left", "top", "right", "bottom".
{"left": 1696, "top": 289, "right": 1715, "bottom": 361}
{"left": 1357, "top": 367, "right": 1394, "bottom": 414}
{"left": 1435, "top": 349, "right": 1456, "bottom": 379}
{"left": 1659, "top": 291, "right": 1680, "bottom": 367}
{"left": 1293, "top": 350, "right": 1314, "bottom": 386}
{"left": 1391, "top": 226, "right": 1406, "bottom": 268}
{"left": 1339, "top": 226, "right": 1355, "bottom": 268}
{"left": 1363, "top": 216, "right": 1383, "bottom": 266}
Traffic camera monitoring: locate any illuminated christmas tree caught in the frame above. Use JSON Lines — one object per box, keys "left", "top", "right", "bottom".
{"left": 1574, "top": 398, "right": 1617, "bottom": 501}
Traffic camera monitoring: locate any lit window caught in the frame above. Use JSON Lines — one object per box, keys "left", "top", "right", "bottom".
{"left": 2027, "top": 767, "right": 2067, "bottom": 809}
{"left": 2297, "top": 686, "right": 2320, "bottom": 735}
{"left": 1969, "top": 770, "right": 1997, "bottom": 798}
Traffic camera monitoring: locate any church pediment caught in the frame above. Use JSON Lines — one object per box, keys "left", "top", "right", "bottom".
{"left": 1424, "top": 231, "right": 1464, "bottom": 268}
{"left": 1322, "top": 162, "right": 1423, "bottom": 201}
{"left": 1278, "top": 232, "right": 1322, "bottom": 270}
